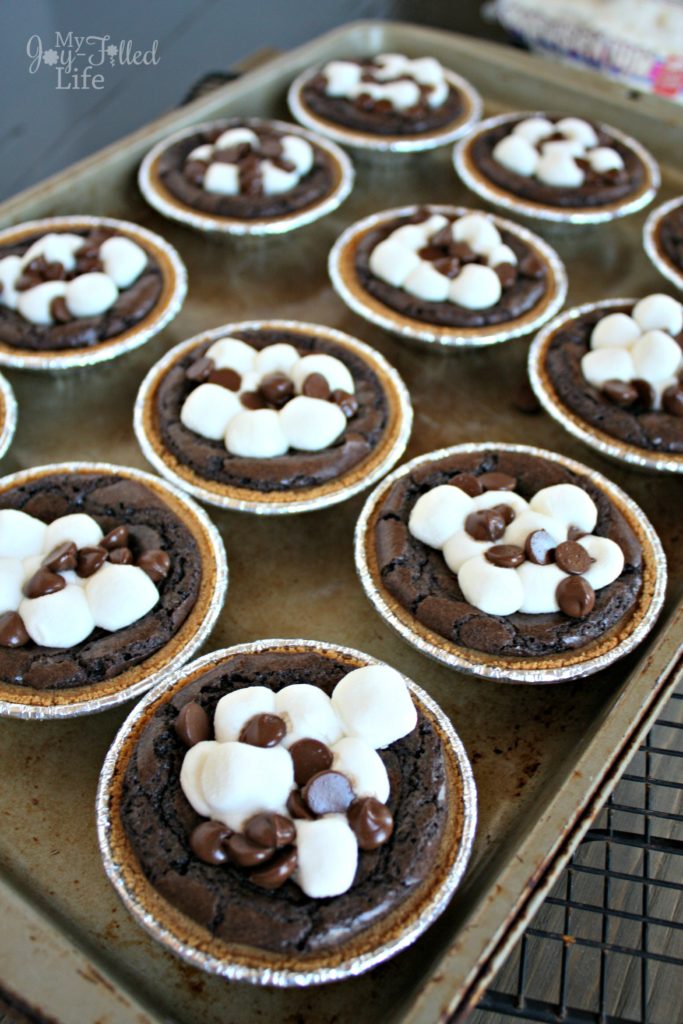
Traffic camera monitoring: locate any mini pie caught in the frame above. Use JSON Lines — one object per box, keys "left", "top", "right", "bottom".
{"left": 0, "top": 463, "right": 227, "bottom": 718}
{"left": 0, "top": 372, "right": 17, "bottom": 461}
{"left": 97, "top": 639, "right": 476, "bottom": 984}
{"left": 134, "top": 320, "right": 412, "bottom": 513}
{"left": 329, "top": 205, "right": 567, "bottom": 348}
{"left": 0, "top": 216, "right": 186, "bottom": 370}
{"left": 355, "top": 444, "right": 666, "bottom": 683}
{"left": 138, "top": 117, "right": 354, "bottom": 235}
{"left": 287, "top": 51, "right": 482, "bottom": 151}
{"left": 454, "top": 112, "right": 659, "bottom": 223}
{"left": 529, "top": 293, "right": 683, "bottom": 473}
{"left": 644, "top": 196, "right": 683, "bottom": 292}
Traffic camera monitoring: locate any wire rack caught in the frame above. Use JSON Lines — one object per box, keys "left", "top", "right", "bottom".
{"left": 471, "top": 677, "right": 683, "bottom": 1024}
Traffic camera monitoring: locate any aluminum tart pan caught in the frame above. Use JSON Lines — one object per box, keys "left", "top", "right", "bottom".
{"left": 643, "top": 195, "right": 683, "bottom": 292}
{"left": 0, "top": 461, "right": 228, "bottom": 719}
{"left": 529, "top": 298, "right": 683, "bottom": 474}
{"left": 355, "top": 442, "right": 667, "bottom": 684}
{"left": 134, "top": 319, "right": 413, "bottom": 514}
{"left": 453, "top": 111, "right": 660, "bottom": 225}
{"left": 0, "top": 372, "right": 17, "bottom": 461}
{"left": 287, "top": 65, "right": 482, "bottom": 153}
{"left": 96, "top": 638, "right": 477, "bottom": 986}
{"left": 328, "top": 203, "right": 568, "bottom": 349}
{"left": 0, "top": 216, "right": 187, "bottom": 371}
{"left": 138, "top": 117, "right": 354, "bottom": 236}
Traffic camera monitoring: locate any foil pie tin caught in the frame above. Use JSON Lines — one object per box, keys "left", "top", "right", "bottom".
{"left": 96, "top": 638, "right": 477, "bottom": 986}
{"left": 134, "top": 318, "right": 413, "bottom": 514}
{"left": 328, "top": 203, "right": 568, "bottom": 350}
{"left": 529, "top": 299, "right": 683, "bottom": 474}
{"left": 287, "top": 66, "right": 482, "bottom": 153}
{"left": 643, "top": 195, "right": 683, "bottom": 292}
{"left": 0, "top": 461, "right": 228, "bottom": 720}
{"left": 0, "top": 216, "right": 187, "bottom": 371}
{"left": 0, "top": 372, "right": 17, "bottom": 461}
{"left": 453, "top": 112, "right": 660, "bottom": 225}
{"left": 138, "top": 118, "right": 355, "bottom": 236}
{"left": 355, "top": 442, "right": 667, "bottom": 684}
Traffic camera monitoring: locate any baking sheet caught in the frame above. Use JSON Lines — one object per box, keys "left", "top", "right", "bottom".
{"left": 0, "top": 20, "right": 681, "bottom": 1024}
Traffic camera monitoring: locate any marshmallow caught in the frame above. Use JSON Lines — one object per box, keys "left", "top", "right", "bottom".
{"left": 631, "top": 330, "right": 682, "bottom": 382}
{"left": 59, "top": 570, "right": 84, "bottom": 588}
{"left": 203, "top": 162, "right": 240, "bottom": 196}
{"left": 43, "top": 513, "right": 102, "bottom": 553}
{"left": 407, "top": 56, "right": 444, "bottom": 86}
{"left": 225, "top": 409, "right": 289, "bottom": 458}
{"left": 0, "top": 558, "right": 24, "bottom": 613}
{"left": 280, "top": 135, "right": 314, "bottom": 175}
{"left": 275, "top": 684, "right": 344, "bottom": 748}
{"left": 65, "top": 272, "right": 118, "bottom": 318}
{"left": 213, "top": 127, "right": 259, "bottom": 151}
{"left": 21, "top": 233, "right": 84, "bottom": 272}
{"left": 179, "top": 740, "right": 216, "bottom": 818}
{"left": 578, "top": 535, "right": 625, "bottom": 590}
{"left": 20, "top": 585, "right": 95, "bottom": 648}
{"left": 279, "top": 395, "right": 346, "bottom": 452}
{"left": 323, "top": 60, "right": 362, "bottom": 97}
{"left": 555, "top": 117, "right": 598, "bottom": 148}
{"left": 487, "top": 243, "right": 518, "bottom": 267}
{"left": 530, "top": 484, "right": 598, "bottom": 534}
{"left": 213, "top": 687, "right": 276, "bottom": 742}
{"left": 357, "top": 79, "right": 421, "bottom": 110}
{"left": 22, "top": 555, "right": 42, "bottom": 584}
{"left": 536, "top": 151, "right": 585, "bottom": 188}
{"left": 503, "top": 510, "right": 566, "bottom": 547}
{"left": 458, "top": 555, "right": 524, "bottom": 615}
{"left": 511, "top": 117, "right": 554, "bottom": 145}
{"left": 294, "top": 816, "right": 358, "bottom": 898}
{"left": 492, "top": 134, "right": 539, "bottom": 177}
{"left": 331, "top": 665, "right": 417, "bottom": 749}
{"left": 206, "top": 337, "right": 257, "bottom": 375}
{"left": 331, "top": 737, "right": 390, "bottom": 802}
{"left": 590, "top": 313, "right": 641, "bottom": 349}
{"left": 581, "top": 347, "right": 636, "bottom": 388}
{"left": 541, "top": 138, "right": 585, "bottom": 159}
{"left": 449, "top": 264, "right": 502, "bottom": 310}
{"left": 0, "top": 255, "right": 22, "bottom": 310}
{"left": 254, "top": 343, "right": 300, "bottom": 377}
{"left": 588, "top": 147, "right": 624, "bottom": 173}
{"left": 390, "top": 224, "right": 432, "bottom": 250}
{"left": 421, "top": 214, "right": 449, "bottom": 236}
{"left": 632, "top": 294, "right": 683, "bottom": 337}
{"left": 291, "top": 354, "right": 354, "bottom": 395}
{"left": 0, "top": 509, "right": 47, "bottom": 558}
{"left": 427, "top": 78, "right": 449, "bottom": 107}
{"left": 442, "top": 530, "right": 490, "bottom": 573}
{"left": 188, "top": 144, "right": 214, "bottom": 162}
{"left": 403, "top": 261, "right": 450, "bottom": 302}
{"left": 373, "top": 53, "right": 410, "bottom": 79}
{"left": 516, "top": 561, "right": 568, "bottom": 613}
{"left": 16, "top": 281, "right": 67, "bottom": 325}
{"left": 199, "top": 742, "right": 294, "bottom": 831}
{"left": 180, "top": 383, "right": 241, "bottom": 441}
{"left": 98, "top": 236, "right": 147, "bottom": 289}
{"left": 452, "top": 213, "right": 502, "bottom": 257}
{"left": 408, "top": 484, "right": 474, "bottom": 549}
{"left": 368, "top": 238, "right": 421, "bottom": 287}
{"left": 85, "top": 563, "right": 158, "bottom": 631}
{"left": 261, "top": 160, "right": 300, "bottom": 196}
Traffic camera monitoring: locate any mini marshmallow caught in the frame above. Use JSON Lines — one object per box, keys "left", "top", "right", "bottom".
{"left": 511, "top": 116, "right": 554, "bottom": 145}
{"left": 516, "top": 561, "right": 568, "bottom": 613}
{"left": 238, "top": 370, "right": 261, "bottom": 395}
{"left": 213, "top": 687, "right": 277, "bottom": 743}
{"left": 368, "top": 238, "right": 421, "bottom": 287}
{"left": 179, "top": 740, "right": 216, "bottom": 818}
{"left": 427, "top": 77, "right": 449, "bottom": 107}
{"left": 0, "top": 255, "right": 22, "bottom": 310}
{"left": 372, "top": 53, "right": 411, "bottom": 79}
{"left": 65, "top": 272, "right": 118, "bottom": 318}
{"left": 458, "top": 555, "right": 524, "bottom": 616}
{"left": 581, "top": 347, "right": 636, "bottom": 388}
{"left": 403, "top": 261, "right": 450, "bottom": 302}
{"left": 199, "top": 742, "right": 294, "bottom": 831}
{"left": 420, "top": 214, "right": 449, "bottom": 236}
{"left": 530, "top": 484, "right": 598, "bottom": 534}
{"left": 540, "top": 138, "right": 585, "bottom": 158}
{"left": 331, "top": 665, "right": 417, "bottom": 749}
{"left": 203, "top": 162, "right": 240, "bottom": 196}
{"left": 492, "top": 134, "right": 539, "bottom": 177}
{"left": 487, "top": 243, "right": 518, "bottom": 267}
{"left": 16, "top": 281, "right": 67, "bottom": 325}
{"left": 331, "top": 737, "right": 390, "bottom": 803}
{"left": 555, "top": 117, "right": 598, "bottom": 148}
{"left": 536, "top": 151, "right": 585, "bottom": 188}
{"left": 213, "top": 127, "right": 259, "bottom": 151}
{"left": 323, "top": 60, "right": 362, "bottom": 97}
{"left": 578, "top": 535, "right": 625, "bottom": 590}
{"left": 449, "top": 264, "right": 502, "bottom": 310}
{"left": 98, "top": 236, "right": 147, "bottom": 289}
{"left": 180, "top": 383, "right": 241, "bottom": 441}
{"left": 390, "top": 224, "right": 432, "bottom": 250}
{"left": 206, "top": 337, "right": 257, "bottom": 375}
{"left": 294, "top": 816, "right": 358, "bottom": 898}
{"left": 0, "top": 558, "right": 24, "bottom": 613}
{"left": 632, "top": 294, "right": 683, "bottom": 337}
{"left": 59, "top": 570, "right": 84, "bottom": 588}
{"left": 188, "top": 144, "right": 214, "bottom": 162}
{"left": 0, "top": 509, "right": 47, "bottom": 558}
{"left": 43, "top": 513, "right": 102, "bottom": 553}
{"left": 85, "top": 563, "right": 158, "bottom": 631}
{"left": 356, "top": 79, "right": 421, "bottom": 110}
{"left": 22, "top": 555, "right": 42, "bottom": 584}
{"left": 280, "top": 135, "right": 314, "bottom": 175}
{"left": 631, "top": 330, "right": 682, "bottom": 382}
{"left": 20, "top": 585, "right": 95, "bottom": 648}
{"left": 408, "top": 484, "right": 474, "bottom": 549}
{"left": 291, "top": 354, "right": 354, "bottom": 395}
{"left": 21, "top": 233, "right": 84, "bottom": 272}
{"left": 503, "top": 510, "right": 566, "bottom": 547}
{"left": 407, "top": 56, "right": 444, "bottom": 87}
{"left": 442, "top": 530, "right": 490, "bottom": 573}
{"left": 275, "top": 683, "right": 344, "bottom": 748}
{"left": 279, "top": 395, "right": 346, "bottom": 452}
{"left": 261, "top": 160, "right": 299, "bottom": 195}
{"left": 471, "top": 490, "right": 530, "bottom": 518}
{"left": 590, "top": 313, "right": 641, "bottom": 349}
{"left": 225, "top": 409, "right": 289, "bottom": 458}
{"left": 588, "top": 147, "right": 624, "bottom": 173}
{"left": 452, "top": 214, "right": 502, "bottom": 257}
{"left": 254, "top": 342, "right": 300, "bottom": 377}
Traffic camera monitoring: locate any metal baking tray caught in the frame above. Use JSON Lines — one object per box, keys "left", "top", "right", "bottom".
{"left": 0, "top": 20, "right": 681, "bottom": 1024}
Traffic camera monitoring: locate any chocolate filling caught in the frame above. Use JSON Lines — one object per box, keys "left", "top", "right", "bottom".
{"left": 657, "top": 204, "right": 683, "bottom": 277}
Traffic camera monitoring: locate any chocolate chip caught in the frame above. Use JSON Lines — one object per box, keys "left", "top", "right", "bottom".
{"left": 286, "top": 789, "right": 315, "bottom": 820}
{"left": 492, "top": 503, "right": 515, "bottom": 525}
{"left": 449, "top": 241, "right": 477, "bottom": 263}
{"left": 76, "top": 546, "right": 107, "bottom": 578}
{"left": 450, "top": 472, "right": 484, "bottom": 496}
{"left": 347, "top": 797, "right": 394, "bottom": 851}
{"left": 602, "top": 380, "right": 638, "bottom": 408}
{"left": 485, "top": 544, "right": 525, "bottom": 568}
{"left": 226, "top": 833, "right": 274, "bottom": 867}
{"left": 15, "top": 273, "right": 41, "bottom": 291}
{"left": 239, "top": 713, "right": 287, "bottom": 748}
{"left": 0, "top": 611, "right": 29, "bottom": 647}
{"left": 249, "top": 847, "right": 298, "bottom": 889}
{"left": 555, "top": 540, "right": 593, "bottom": 575}
{"left": 108, "top": 547, "right": 133, "bottom": 565}
{"left": 244, "top": 813, "right": 295, "bottom": 849}
{"left": 184, "top": 159, "right": 208, "bottom": 186}
{"left": 331, "top": 389, "right": 358, "bottom": 418}
{"left": 50, "top": 296, "right": 72, "bottom": 323}
{"left": 465, "top": 509, "right": 506, "bottom": 542}
{"left": 208, "top": 367, "right": 241, "bottom": 391}
{"left": 525, "top": 530, "right": 556, "bottom": 565}
{"left": 185, "top": 356, "right": 213, "bottom": 383}
{"left": 42, "top": 541, "right": 76, "bottom": 572}
{"left": 302, "top": 770, "right": 354, "bottom": 815}
{"left": 258, "top": 136, "right": 283, "bottom": 158}
{"left": 137, "top": 549, "right": 170, "bottom": 583}
{"left": 189, "top": 821, "right": 231, "bottom": 865}
{"left": 432, "top": 256, "right": 462, "bottom": 278}
{"left": 75, "top": 255, "right": 103, "bottom": 275}
{"left": 175, "top": 701, "right": 212, "bottom": 747}
{"left": 632, "top": 378, "right": 655, "bottom": 410}
{"left": 302, "top": 372, "right": 330, "bottom": 400}
{"left": 520, "top": 253, "right": 544, "bottom": 279}
{"left": 259, "top": 372, "right": 294, "bottom": 408}
{"left": 663, "top": 383, "right": 683, "bottom": 417}
{"left": 289, "top": 738, "right": 333, "bottom": 787}
{"left": 513, "top": 381, "right": 541, "bottom": 415}
{"left": 557, "top": 575, "right": 596, "bottom": 618}
{"left": 418, "top": 244, "right": 443, "bottom": 262}
{"left": 495, "top": 262, "right": 518, "bottom": 288}
{"left": 24, "top": 568, "right": 66, "bottom": 598}
{"left": 240, "top": 391, "right": 266, "bottom": 410}
{"left": 479, "top": 472, "right": 517, "bottom": 492}
{"left": 101, "top": 525, "right": 129, "bottom": 550}
{"left": 568, "top": 526, "right": 587, "bottom": 541}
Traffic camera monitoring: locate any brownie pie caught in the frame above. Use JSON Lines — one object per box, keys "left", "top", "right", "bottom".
{"left": 644, "top": 196, "right": 683, "bottom": 291}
